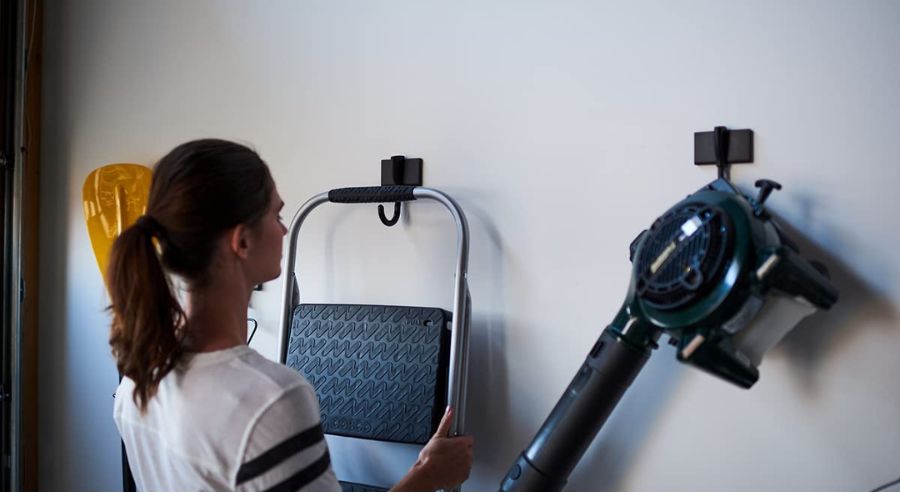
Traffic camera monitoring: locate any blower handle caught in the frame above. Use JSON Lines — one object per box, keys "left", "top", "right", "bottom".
{"left": 328, "top": 186, "right": 416, "bottom": 204}
{"left": 499, "top": 318, "right": 653, "bottom": 491}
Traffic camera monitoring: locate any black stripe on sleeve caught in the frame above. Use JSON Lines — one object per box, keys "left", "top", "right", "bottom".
{"left": 236, "top": 422, "right": 325, "bottom": 485}
{"left": 266, "top": 450, "right": 332, "bottom": 492}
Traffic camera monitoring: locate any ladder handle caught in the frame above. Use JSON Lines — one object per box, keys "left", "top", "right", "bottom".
{"left": 328, "top": 186, "right": 416, "bottom": 204}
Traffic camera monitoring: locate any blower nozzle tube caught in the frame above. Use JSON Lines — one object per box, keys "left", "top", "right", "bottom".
{"left": 500, "top": 326, "right": 651, "bottom": 491}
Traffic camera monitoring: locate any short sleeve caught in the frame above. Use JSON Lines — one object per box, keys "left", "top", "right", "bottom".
{"left": 233, "top": 383, "right": 341, "bottom": 491}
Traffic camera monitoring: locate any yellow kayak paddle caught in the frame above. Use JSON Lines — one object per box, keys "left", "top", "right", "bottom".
{"left": 82, "top": 163, "right": 152, "bottom": 286}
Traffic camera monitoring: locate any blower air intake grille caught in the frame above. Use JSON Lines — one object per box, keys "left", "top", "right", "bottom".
{"left": 635, "top": 202, "right": 732, "bottom": 310}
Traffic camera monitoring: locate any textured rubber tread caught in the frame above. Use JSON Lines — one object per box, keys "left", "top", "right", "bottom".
{"left": 287, "top": 304, "right": 450, "bottom": 444}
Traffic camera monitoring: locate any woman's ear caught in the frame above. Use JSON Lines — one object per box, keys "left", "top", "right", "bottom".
{"left": 229, "top": 224, "right": 252, "bottom": 259}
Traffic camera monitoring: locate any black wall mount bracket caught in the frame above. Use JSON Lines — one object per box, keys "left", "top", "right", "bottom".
{"left": 381, "top": 155, "right": 423, "bottom": 186}
{"left": 378, "top": 155, "right": 423, "bottom": 226}
{"left": 694, "top": 126, "right": 753, "bottom": 180}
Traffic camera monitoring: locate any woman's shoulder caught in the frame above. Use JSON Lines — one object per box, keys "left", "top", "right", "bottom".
{"left": 233, "top": 346, "right": 314, "bottom": 393}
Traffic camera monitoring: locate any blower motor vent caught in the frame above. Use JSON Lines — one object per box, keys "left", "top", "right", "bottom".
{"left": 635, "top": 202, "right": 732, "bottom": 310}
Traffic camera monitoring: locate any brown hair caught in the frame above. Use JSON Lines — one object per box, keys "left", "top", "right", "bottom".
{"left": 107, "top": 139, "right": 275, "bottom": 411}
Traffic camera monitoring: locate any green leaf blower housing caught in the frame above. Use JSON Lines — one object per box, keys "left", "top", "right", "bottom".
{"left": 500, "top": 177, "right": 838, "bottom": 491}
{"left": 622, "top": 177, "right": 838, "bottom": 386}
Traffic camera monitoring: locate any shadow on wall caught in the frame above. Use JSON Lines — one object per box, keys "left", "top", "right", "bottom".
{"left": 37, "top": 5, "right": 78, "bottom": 485}
{"left": 771, "top": 214, "right": 899, "bottom": 393}
{"left": 457, "top": 199, "right": 513, "bottom": 491}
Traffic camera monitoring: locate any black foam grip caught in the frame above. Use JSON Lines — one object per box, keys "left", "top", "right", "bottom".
{"left": 328, "top": 186, "right": 416, "bottom": 204}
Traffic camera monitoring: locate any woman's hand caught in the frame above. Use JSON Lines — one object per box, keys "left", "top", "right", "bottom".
{"left": 391, "top": 407, "right": 474, "bottom": 491}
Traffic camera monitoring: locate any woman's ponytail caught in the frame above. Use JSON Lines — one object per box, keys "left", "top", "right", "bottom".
{"left": 108, "top": 214, "right": 185, "bottom": 413}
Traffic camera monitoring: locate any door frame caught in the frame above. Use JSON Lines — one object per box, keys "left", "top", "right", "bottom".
{"left": 1, "top": 0, "right": 40, "bottom": 491}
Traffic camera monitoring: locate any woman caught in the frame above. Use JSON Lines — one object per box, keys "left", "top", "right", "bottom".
{"left": 108, "top": 139, "right": 473, "bottom": 491}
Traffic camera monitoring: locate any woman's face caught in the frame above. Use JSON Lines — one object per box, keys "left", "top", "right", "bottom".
{"left": 248, "top": 186, "right": 288, "bottom": 284}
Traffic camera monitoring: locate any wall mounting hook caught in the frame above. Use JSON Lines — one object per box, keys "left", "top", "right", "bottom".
{"left": 378, "top": 202, "right": 402, "bottom": 226}
{"left": 714, "top": 126, "right": 730, "bottom": 180}
{"left": 377, "top": 155, "right": 423, "bottom": 227}
{"left": 694, "top": 126, "right": 754, "bottom": 181}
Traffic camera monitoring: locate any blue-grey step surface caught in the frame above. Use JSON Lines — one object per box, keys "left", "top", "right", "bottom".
{"left": 339, "top": 480, "right": 389, "bottom": 492}
{"left": 286, "top": 304, "right": 451, "bottom": 444}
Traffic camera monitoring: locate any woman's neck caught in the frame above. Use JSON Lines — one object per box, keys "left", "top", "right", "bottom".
{"left": 184, "top": 278, "right": 252, "bottom": 352}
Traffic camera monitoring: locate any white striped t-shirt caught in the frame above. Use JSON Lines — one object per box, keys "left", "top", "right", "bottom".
{"left": 113, "top": 344, "right": 341, "bottom": 491}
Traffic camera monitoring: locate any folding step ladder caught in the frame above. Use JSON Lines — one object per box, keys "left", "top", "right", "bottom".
{"left": 278, "top": 185, "right": 471, "bottom": 491}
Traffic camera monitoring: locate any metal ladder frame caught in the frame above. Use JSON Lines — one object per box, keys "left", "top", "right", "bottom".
{"left": 277, "top": 186, "right": 472, "bottom": 443}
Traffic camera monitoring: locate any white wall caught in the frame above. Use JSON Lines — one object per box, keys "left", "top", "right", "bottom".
{"left": 39, "top": 0, "right": 900, "bottom": 491}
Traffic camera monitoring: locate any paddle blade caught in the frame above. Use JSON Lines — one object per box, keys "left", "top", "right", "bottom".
{"left": 82, "top": 163, "right": 152, "bottom": 285}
